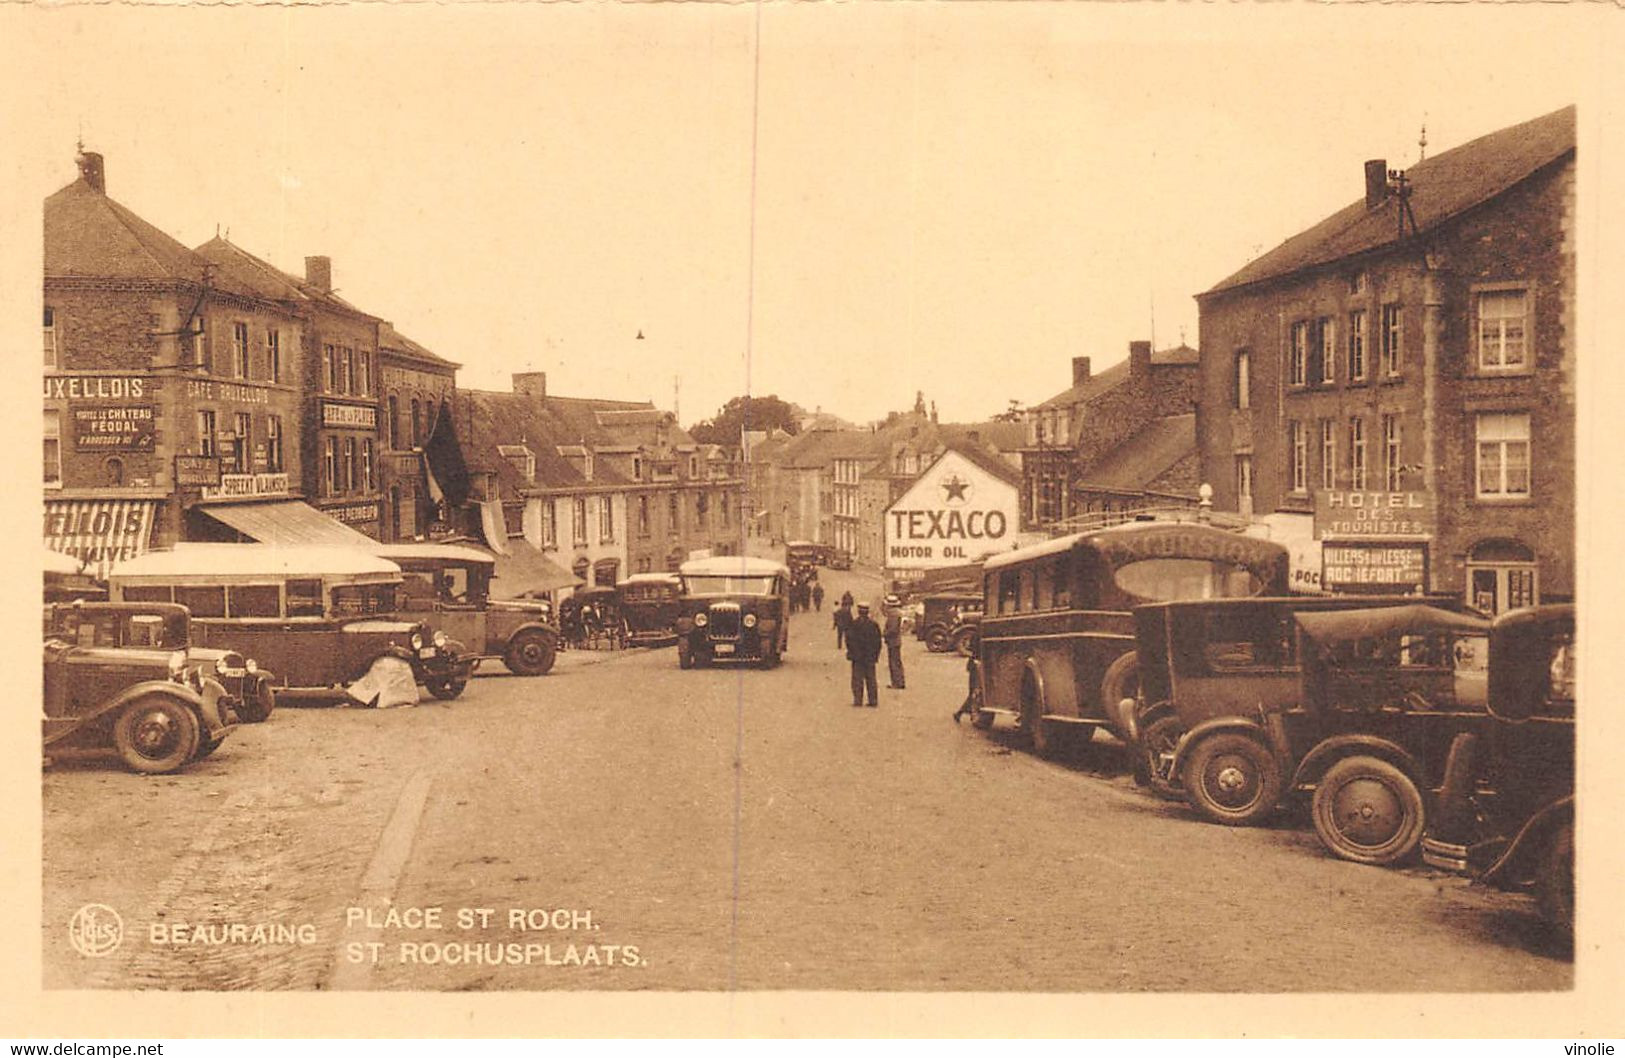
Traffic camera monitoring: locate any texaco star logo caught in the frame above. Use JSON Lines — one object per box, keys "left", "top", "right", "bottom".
{"left": 68, "top": 903, "right": 123, "bottom": 958}
{"left": 940, "top": 474, "right": 972, "bottom": 507}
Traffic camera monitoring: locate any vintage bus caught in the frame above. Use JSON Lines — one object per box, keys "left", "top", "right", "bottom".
{"left": 973, "top": 520, "right": 1290, "bottom": 755}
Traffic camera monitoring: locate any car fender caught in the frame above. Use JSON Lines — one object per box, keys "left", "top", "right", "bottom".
{"left": 1482, "top": 796, "right": 1574, "bottom": 889}
{"left": 1020, "top": 657, "right": 1049, "bottom": 718}
{"left": 1130, "top": 700, "right": 1178, "bottom": 747}
{"left": 85, "top": 680, "right": 208, "bottom": 730}
{"left": 1290, "top": 735, "right": 1426, "bottom": 794}
{"left": 505, "top": 622, "right": 558, "bottom": 648}
{"left": 1172, "top": 716, "right": 1274, "bottom": 781}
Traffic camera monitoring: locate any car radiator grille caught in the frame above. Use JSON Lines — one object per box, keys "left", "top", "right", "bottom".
{"left": 707, "top": 605, "right": 741, "bottom": 640}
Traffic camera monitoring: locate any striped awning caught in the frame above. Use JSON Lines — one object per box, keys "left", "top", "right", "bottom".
{"left": 44, "top": 499, "right": 158, "bottom": 579}
{"left": 198, "top": 500, "right": 377, "bottom": 548}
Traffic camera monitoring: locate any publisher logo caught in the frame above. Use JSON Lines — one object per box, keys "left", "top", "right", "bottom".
{"left": 68, "top": 903, "right": 123, "bottom": 957}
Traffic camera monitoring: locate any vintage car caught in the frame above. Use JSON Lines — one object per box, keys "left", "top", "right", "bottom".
{"left": 43, "top": 600, "right": 277, "bottom": 723}
{"left": 950, "top": 612, "right": 983, "bottom": 657}
{"left": 917, "top": 592, "right": 983, "bottom": 652}
{"left": 108, "top": 544, "right": 473, "bottom": 706}
{"left": 1131, "top": 599, "right": 1489, "bottom": 865}
{"left": 675, "top": 556, "right": 791, "bottom": 669}
{"left": 44, "top": 627, "right": 236, "bottom": 773}
{"left": 618, "top": 572, "right": 682, "bottom": 647}
{"left": 1422, "top": 605, "right": 1575, "bottom": 935}
{"left": 376, "top": 543, "right": 560, "bottom": 676}
{"left": 827, "top": 549, "right": 853, "bottom": 572}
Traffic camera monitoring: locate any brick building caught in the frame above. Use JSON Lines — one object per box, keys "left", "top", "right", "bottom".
{"left": 1019, "top": 340, "right": 1201, "bottom": 531}
{"left": 378, "top": 323, "right": 460, "bottom": 541}
{"left": 43, "top": 152, "right": 313, "bottom": 573}
{"left": 1194, "top": 105, "right": 1575, "bottom": 612}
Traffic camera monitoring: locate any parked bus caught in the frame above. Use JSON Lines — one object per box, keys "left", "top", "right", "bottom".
{"left": 972, "top": 520, "right": 1290, "bottom": 755}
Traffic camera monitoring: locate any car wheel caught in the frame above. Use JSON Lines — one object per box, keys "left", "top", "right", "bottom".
{"left": 113, "top": 695, "right": 201, "bottom": 775}
{"left": 1183, "top": 731, "right": 1282, "bottom": 826}
{"left": 505, "top": 629, "right": 558, "bottom": 677}
{"left": 1310, "top": 755, "right": 1426, "bottom": 866}
{"left": 925, "top": 625, "right": 951, "bottom": 653}
{"left": 425, "top": 676, "right": 467, "bottom": 700}
{"left": 1137, "top": 715, "right": 1185, "bottom": 801}
{"left": 1535, "top": 820, "right": 1574, "bottom": 936}
{"left": 235, "top": 678, "right": 276, "bottom": 723}
{"left": 1099, "top": 651, "right": 1140, "bottom": 740}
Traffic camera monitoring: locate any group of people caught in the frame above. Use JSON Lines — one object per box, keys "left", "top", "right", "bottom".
{"left": 832, "top": 591, "right": 906, "bottom": 708}
{"left": 789, "top": 572, "right": 825, "bottom": 614}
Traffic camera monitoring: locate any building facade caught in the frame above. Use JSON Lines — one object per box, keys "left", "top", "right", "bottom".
{"left": 1194, "top": 106, "right": 1575, "bottom": 612}
{"left": 378, "top": 324, "right": 460, "bottom": 541}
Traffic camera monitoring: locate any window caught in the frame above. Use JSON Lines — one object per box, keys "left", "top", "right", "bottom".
{"left": 324, "top": 437, "right": 338, "bottom": 496}
{"left": 198, "top": 410, "right": 217, "bottom": 458}
{"left": 44, "top": 409, "right": 61, "bottom": 486}
{"left": 266, "top": 329, "right": 281, "bottom": 382}
{"left": 721, "top": 495, "right": 731, "bottom": 527}
{"left": 388, "top": 396, "right": 400, "bottom": 450}
{"left": 232, "top": 322, "right": 250, "bottom": 378}
{"left": 340, "top": 348, "right": 353, "bottom": 394}
{"left": 174, "top": 585, "right": 226, "bottom": 619}
{"left": 541, "top": 499, "right": 557, "bottom": 547}
{"left": 227, "top": 585, "right": 281, "bottom": 618}
{"left": 600, "top": 497, "right": 615, "bottom": 542}
{"left": 287, "top": 579, "right": 324, "bottom": 618}
{"left": 411, "top": 399, "right": 422, "bottom": 447}
{"left": 1320, "top": 420, "right": 1337, "bottom": 490}
{"left": 324, "top": 344, "right": 338, "bottom": 391}
{"left": 193, "top": 317, "right": 209, "bottom": 370}
{"left": 633, "top": 456, "right": 643, "bottom": 480}
{"left": 1381, "top": 304, "right": 1402, "bottom": 377}
{"left": 504, "top": 504, "right": 525, "bottom": 537}
{"left": 689, "top": 456, "right": 699, "bottom": 478}
{"left": 1348, "top": 310, "right": 1367, "bottom": 382}
{"left": 1349, "top": 417, "right": 1367, "bottom": 490}
{"left": 233, "top": 412, "right": 253, "bottom": 473}
{"left": 998, "top": 571, "right": 1020, "bottom": 615}
{"left": 1288, "top": 322, "right": 1308, "bottom": 386}
{"left": 1234, "top": 350, "right": 1250, "bottom": 409}
{"left": 1383, "top": 414, "right": 1404, "bottom": 490}
{"left": 572, "top": 497, "right": 587, "bottom": 543}
{"left": 1287, "top": 421, "right": 1306, "bottom": 494}
{"left": 43, "top": 307, "right": 57, "bottom": 368}
{"left": 638, "top": 496, "right": 651, "bottom": 536}
{"left": 1234, "top": 454, "right": 1252, "bottom": 511}
{"left": 1316, "top": 317, "right": 1336, "bottom": 385}
{"left": 1477, "top": 289, "right": 1528, "bottom": 371}
{"left": 266, "top": 416, "right": 284, "bottom": 473}
{"left": 1476, "top": 412, "right": 1531, "bottom": 498}
{"left": 343, "top": 437, "right": 358, "bottom": 493}
{"left": 668, "top": 493, "right": 680, "bottom": 534}
{"left": 696, "top": 491, "right": 709, "bottom": 528}
{"left": 356, "top": 351, "right": 371, "bottom": 396}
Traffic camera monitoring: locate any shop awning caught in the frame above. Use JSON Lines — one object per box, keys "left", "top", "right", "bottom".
{"left": 489, "top": 538, "right": 581, "bottom": 598}
{"left": 44, "top": 499, "right": 158, "bottom": 579}
{"left": 197, "top": 500, "right": 377, "bottom": 548}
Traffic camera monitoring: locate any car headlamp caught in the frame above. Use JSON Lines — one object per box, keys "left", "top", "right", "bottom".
{"left": 215, "top": 656, "right": 230, "bottom": 676}
{"left": 694, "top": 613, "right": 708, "bottom": 627}
{"left": 743, "top": 614, "right": 758, "bottom": 629}
{"left": 410, "top": 632, "right": 424, "bottom": 650}
{"left": 432, "top": 630, "right": 448, "bottom": 649}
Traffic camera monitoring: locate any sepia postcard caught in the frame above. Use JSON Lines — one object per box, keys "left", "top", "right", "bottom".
{"left": 2, "top": 0, "right": 1623, "bottom": 1040}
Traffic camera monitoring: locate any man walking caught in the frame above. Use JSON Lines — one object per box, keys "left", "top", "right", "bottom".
{"left": 846, "top": 601, "right": 882, "bottom": 708}
{"left": 833, "top": 596, "right": 853, "bottom": 650}
{"left": 811, "top": 580, "right": 825, "bottom": 612}
{"left": 882, "top": 593, "right": 906, "bottom": 690}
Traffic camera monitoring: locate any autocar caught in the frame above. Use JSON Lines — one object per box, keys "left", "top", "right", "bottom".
{"left": 618, "top": 572, "right": 683, "bottom": 647}
{"left": 1131, "top": 598, "right": 1489, "bottom": 865}
{"left": 949, "top": 612, "right": 982, "bottom": 658}
{"left": 675, "top": 556, "right": 791, "bottom": 669}
{"left": 916, "top": 592, "right": 983, "bottom": 652}
{"left": 827, "top": 549, "right": 853, "bottom": 571}
{"left": 43, "top": 600, "right": 277, "bottom": 723}
{"left": 43, "top": 626, "right": 236, "bottom": 773}
{"left": 1422, "top": 605, "right": 1575, "bottom": 935}
{"left": 377, "top": 543, "right": 561, "bottom": 676}
{"left": 108, "top": 544, "right": 473, "bottom": 706}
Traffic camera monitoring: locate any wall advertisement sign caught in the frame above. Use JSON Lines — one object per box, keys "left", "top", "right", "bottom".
{"left": 328, "top": 501, "right": 381, "bottom": 524}
{"left": 174, "top": 455, "right": 222, "bottom": 488}
{"left": 322, "top": 400, "right": 379, "bottom": 429}
{"left": 200, "top": 473, "right": 291, "bottom": 501}
{"left": 1313, "top": 490, "right": 1435, "bottom": 539}
{"left": 73, "top": 406, "right": 156, "bottom": 451}
{"left": 1322, "top": 541, "right": 1429, "bottom": 593}
{"left": 883, "top": 450, "right": 1020, "bottom": 570}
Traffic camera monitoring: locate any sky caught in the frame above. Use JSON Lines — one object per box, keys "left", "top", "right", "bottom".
{"left": 5, "top": 4, "right": 1613, "bottom": 428}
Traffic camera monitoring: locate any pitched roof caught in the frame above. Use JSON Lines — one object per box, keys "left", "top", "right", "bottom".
{"left": 1032, "top": 345, "right": 1197, "bottom": 411}
{"left": 941, "top": 443, "right": 1021, "bottom": 487}
{"left": 193, "top": 236, "right": 380, "bottom": 321}
{"left": 46, "top": 177, "right": 237, "bottom": 289}
{"left": 778, "top": 428, "right": 881, "bottom": 469}
{"left": 938, "top": 420, "right": 1027, "bottom": 453}
{"left": 379, "top": 323, "right": 461, "bottom": 370}
{"left": 461, "top": 389, "right": 630, "bottom": 492}
{"left": 1076, "top": 413, "right": 1197, "bottom": 491}
{"left": 1202, "top": 105, "right": 1576, "bottom": 298}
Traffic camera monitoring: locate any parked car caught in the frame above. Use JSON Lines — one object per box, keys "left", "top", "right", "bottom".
{"left": 827, "top": 549, "right": 853, "bottom": 571}
{"left": 43, "top": 600, "right": 277, "bottom": 723}
{"left": 1131, "top": 598, "right": 1489, "bottom": 865}
{"left": 950, "top": 612, "right": 982, "bottom": 658}
{"left": 1422, "top": 605, "right": 1575, "bottom": 935}
{"left": 108, "top": 544, "right": 473, "bottom": 706}
{"left": 917, "top": 592, "right": 983, "bottom": 652}
{"left": 44, "top": 626, "right": 236, "bottom": 773}
{"left": 377, "top": 543, "right": 560, "bottom": 676}
{"left": 618, "top": 573, "right": 683, "bottom": 646}
{"left": 675, "top": 556, "right": 791, "bottom": 669}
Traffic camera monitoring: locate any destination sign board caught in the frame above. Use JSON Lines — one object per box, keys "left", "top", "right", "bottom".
{"left": 1322, "top": 541, "right": 1429, "bottom": 593}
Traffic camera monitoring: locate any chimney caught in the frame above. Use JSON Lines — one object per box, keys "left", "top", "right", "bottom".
{"left": 1364, "top": 159, "right": 1388, "bottom": 209}
{"left": 304, "top": 256, "right": 333, "bottom": 292}
{"left": 512, "top": 372, "right": 548, "bottom": 401}
{"left": 1072, "top": 356, "right": 1091, "bottom": 386}
{"left": 1129, "top": 340, "right": 1152, "bottom": 379}
{"left": 75, "top": 150, "right": 105, "bottom": 194}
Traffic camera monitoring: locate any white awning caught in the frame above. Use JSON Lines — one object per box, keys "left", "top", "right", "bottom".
{"left": 44, "top": 499, "right": 158, "bottom": 579}
{"left": 198, "top": 500, "right": 376, "bottom": 548}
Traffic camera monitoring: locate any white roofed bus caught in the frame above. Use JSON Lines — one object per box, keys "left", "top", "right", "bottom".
{"left": 971, "top": 520, "right": 1290, "bottom": 753}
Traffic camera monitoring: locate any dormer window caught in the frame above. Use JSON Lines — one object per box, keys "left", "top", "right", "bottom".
{"left": 584, "top": 451, "right": 594, "bottom": 482}
{"left": 497, "top": 444, "right": 535, "bottom": 483}
{"left": 633, "top": 456, "right": 643, "bottom": 480}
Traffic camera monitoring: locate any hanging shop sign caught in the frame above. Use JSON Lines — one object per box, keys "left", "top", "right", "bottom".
{"left": 73, "top": 406, "right": 156, "bottom": 451}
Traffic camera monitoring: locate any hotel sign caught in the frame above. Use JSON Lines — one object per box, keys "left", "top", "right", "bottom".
{"left": 1323, "top": 542, "right": 1429, "bottom": 594}
{"left": 73, "top": 406, "right": 156, "bottom": 451}
{"left": 1314, "top": 490, "right": 1435, "bottom": 539}
{"left": 200, "top": 472, "right": 291, "bottom": 501}
{"left": 322, "top": 400, "right": 379, "bottom": 429}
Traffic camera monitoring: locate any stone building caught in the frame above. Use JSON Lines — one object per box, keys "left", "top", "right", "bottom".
{"left": 43, "top": 151, "right": 314, "bottom": 573}
{"left": 1194, "top": 105, "right": 1575, "bottom": 612}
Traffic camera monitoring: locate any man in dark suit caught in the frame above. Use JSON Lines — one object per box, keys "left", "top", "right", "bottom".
{"left": 846, "top": 601, "right": 883, "bottom": 708}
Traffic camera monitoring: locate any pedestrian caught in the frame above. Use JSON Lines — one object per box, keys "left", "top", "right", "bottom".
{"left": 840, "top": 590, "right": 853, "bottom": 610}
{"left": 953, "top": 644, "right": 981, "bottom": 723}
{"left": 833, "top": 597, "right": 852, "bottom": 649}
{"left": 846, "top": 601, "right": 882, "bottom": 707}
{"left": 882, "top": 593, "right": 906, "bottom": 690}
{"left": 812, "top": 580, "right": 825, "bottom": 612}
